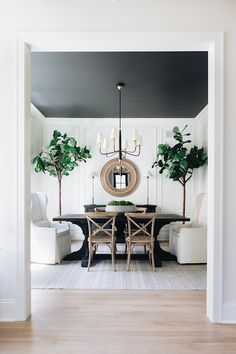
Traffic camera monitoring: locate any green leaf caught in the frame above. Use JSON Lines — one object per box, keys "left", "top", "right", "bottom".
{"left": 53, "top": 130, "right": 61, "bottom": 139}
{"left": 49, "top": 139, "right": 56, "bottom": 147}
{"left": 62, "top": 156, "right": 71, "bottom": 164}
{"left": 60, "top": 144, "right": 71, "bottom": 153}
{"left": 67, "top": 138, "right": 76, "bottom": 147}
{"left": 152, "top": 161, "right": 158, "bottom": 168}
{"left": 173, "top": 127, "right": 180, "bottom": 134}
{"left": 180, "top": 160, "right": 188, "bottom": 171}
{"left": 46, "top": 165, "right": 55, "bottom": 172}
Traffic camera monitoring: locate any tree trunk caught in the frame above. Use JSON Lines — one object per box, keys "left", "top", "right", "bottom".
{"left": 183, "top": 183, "right": 186, "bottom": 216}
{"left": 58, "top": 177, "right": 62, "bottom": 216}
{"left": 182, "top": 179, "right": 186, "bottom": 223}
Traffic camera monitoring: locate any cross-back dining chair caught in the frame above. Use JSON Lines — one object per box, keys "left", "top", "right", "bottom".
{"left": 124, "top": 212, "right": 158, "bottom": 271}
{"left": 85, "top": 212, "right": 117, "bottom": 271}
{"left": 124, "top": 207, "right": 147, "bottom": 255}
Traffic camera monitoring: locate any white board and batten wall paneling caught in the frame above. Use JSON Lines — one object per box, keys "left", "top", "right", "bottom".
{"left": 31, "top": 110, "right": 208, "bottom": 240}
{"left": 194, "top": 106, "right": 208, "bottom": 197}
{"left": 31, "top": 105, "right": 44, "bottom": 193}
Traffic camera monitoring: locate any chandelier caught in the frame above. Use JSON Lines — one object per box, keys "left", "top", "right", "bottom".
{"left": 97, "top": 83, "right": 142, "bottom": 160}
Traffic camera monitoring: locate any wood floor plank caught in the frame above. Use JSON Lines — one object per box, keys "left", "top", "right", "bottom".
{"left": 0, "top": 290, "right": 236, "bottom": 354}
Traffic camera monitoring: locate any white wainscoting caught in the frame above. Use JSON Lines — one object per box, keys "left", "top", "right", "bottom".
{"left": 31, "top": 107, "right": 208, "bottom": 239}
{"left": 31, "top": 105, "right": 44, "bottom": 193}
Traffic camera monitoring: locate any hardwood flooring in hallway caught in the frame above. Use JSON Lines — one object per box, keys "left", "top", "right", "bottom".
{"left": 0, "top": 290, "right": 236, "bottom": 354}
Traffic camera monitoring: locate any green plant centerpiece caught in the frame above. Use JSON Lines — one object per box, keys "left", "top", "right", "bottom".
{"left": 152, "top": 125, "right": 208, "bottom": 218}
{"left": 107, "top": 200, "right": 134, "bottom": 206}
{"left": 106, "top": 200, "right": 136, "bottom": 212}
{"left": 32, "top": 130, "right": 91, "bottom": 216}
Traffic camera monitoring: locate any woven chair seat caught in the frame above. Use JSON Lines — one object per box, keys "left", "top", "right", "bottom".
{"left": 89, "top": 235, "right": 116, "bottom": 243}
{"left": 126, "top": 235, "right": 152, "bottom": 243}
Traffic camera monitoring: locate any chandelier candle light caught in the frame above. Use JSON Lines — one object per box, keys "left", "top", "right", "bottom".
{"left": 97, "top": 83, "right": 142, "bottom": 160}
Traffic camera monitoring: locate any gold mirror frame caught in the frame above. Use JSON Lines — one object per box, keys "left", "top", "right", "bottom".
{"left": 100, "top": 158, "right": 140, "bottom": 197}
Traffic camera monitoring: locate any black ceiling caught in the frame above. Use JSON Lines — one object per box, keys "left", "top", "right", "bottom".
{"left": 31, "top": 51, "right": 208, "bottom": 118}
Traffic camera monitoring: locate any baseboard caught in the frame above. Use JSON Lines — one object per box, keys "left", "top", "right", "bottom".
{"left": 222, "top": 302, "right": 236, "bottom": 323}
{"left": 0, "top": 299, "right": 16, "bottom": 321}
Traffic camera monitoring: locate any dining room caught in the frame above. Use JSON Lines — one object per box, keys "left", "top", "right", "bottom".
{"left": 30, "top": 50, "right": 208, "bottom": 291}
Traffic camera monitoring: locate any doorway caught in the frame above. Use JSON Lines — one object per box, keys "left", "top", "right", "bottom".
{"left": 17, "top": 32, "right": 224, "bottom": 322}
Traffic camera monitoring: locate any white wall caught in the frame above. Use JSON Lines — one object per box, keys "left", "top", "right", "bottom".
{"left": 0, "top": 14, "right": 17, "bottom": 320}
{"left": 31, "top": 111, "right": 208, "bottom": 239}
{"left": 1, "top": 0, "right": 236, "bottom": 323}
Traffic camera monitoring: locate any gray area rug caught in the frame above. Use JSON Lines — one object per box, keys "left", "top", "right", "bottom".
{"left": 31, "top": 242, "right": 206, "bottom": 290}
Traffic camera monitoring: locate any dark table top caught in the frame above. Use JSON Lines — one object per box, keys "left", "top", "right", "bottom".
{"left": 53, "top": 213, "right": 190, "bottom": 222}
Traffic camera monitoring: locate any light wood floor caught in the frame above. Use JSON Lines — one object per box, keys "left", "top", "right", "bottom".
{"left": 0, "top": 290, "right": 236, "bottom": 354}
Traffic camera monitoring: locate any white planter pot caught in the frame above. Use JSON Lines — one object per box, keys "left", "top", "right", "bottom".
{"left": 105, "top": 205, "right": 137, "bottom": 213}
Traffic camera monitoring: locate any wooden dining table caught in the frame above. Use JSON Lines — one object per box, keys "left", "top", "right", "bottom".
{"left": 53, "top": 213, "right": 190, "bottom": 267}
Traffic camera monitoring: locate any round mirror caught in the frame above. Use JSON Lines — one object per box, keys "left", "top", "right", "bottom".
{"left": 100, "top": 158, "right": 140, "bottom": 197}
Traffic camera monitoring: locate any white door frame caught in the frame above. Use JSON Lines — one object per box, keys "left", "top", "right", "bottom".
{"left": 17, "top": 32, "right": 224, "bottom": 322}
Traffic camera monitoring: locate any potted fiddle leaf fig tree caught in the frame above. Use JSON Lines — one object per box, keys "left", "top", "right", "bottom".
{"left": 152, "top": 125, "right": 208, "bottom": 218}
{"left": 32, "top": 130, "right": 92, "bottom": 216}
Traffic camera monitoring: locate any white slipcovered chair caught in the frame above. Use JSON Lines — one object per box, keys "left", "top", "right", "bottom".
{"left": 31, "top": 192, "right": 71, "bottom": 264}
{"left": 169, "top": 193, "right": 207, "bottom": 264}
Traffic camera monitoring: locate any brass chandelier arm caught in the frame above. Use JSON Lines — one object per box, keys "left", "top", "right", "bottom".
{"left": 98, "top": 149, "right": 120, "bottom": 157}
{"left": 125, "top": 145, "right": 141, "bottom": 155}
{"left": 99, "top": 146, "right": 141, "bottom": 158}
{"left": 124, "top": 149, "right": 141, "bottom": 157}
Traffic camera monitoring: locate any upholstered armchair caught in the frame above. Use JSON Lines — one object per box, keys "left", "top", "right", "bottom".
{"left": 31, "top": 192, "right": 71, "bottom": 264}
{"left": 169, "top": 193, "right": 207, "bottom": 264}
